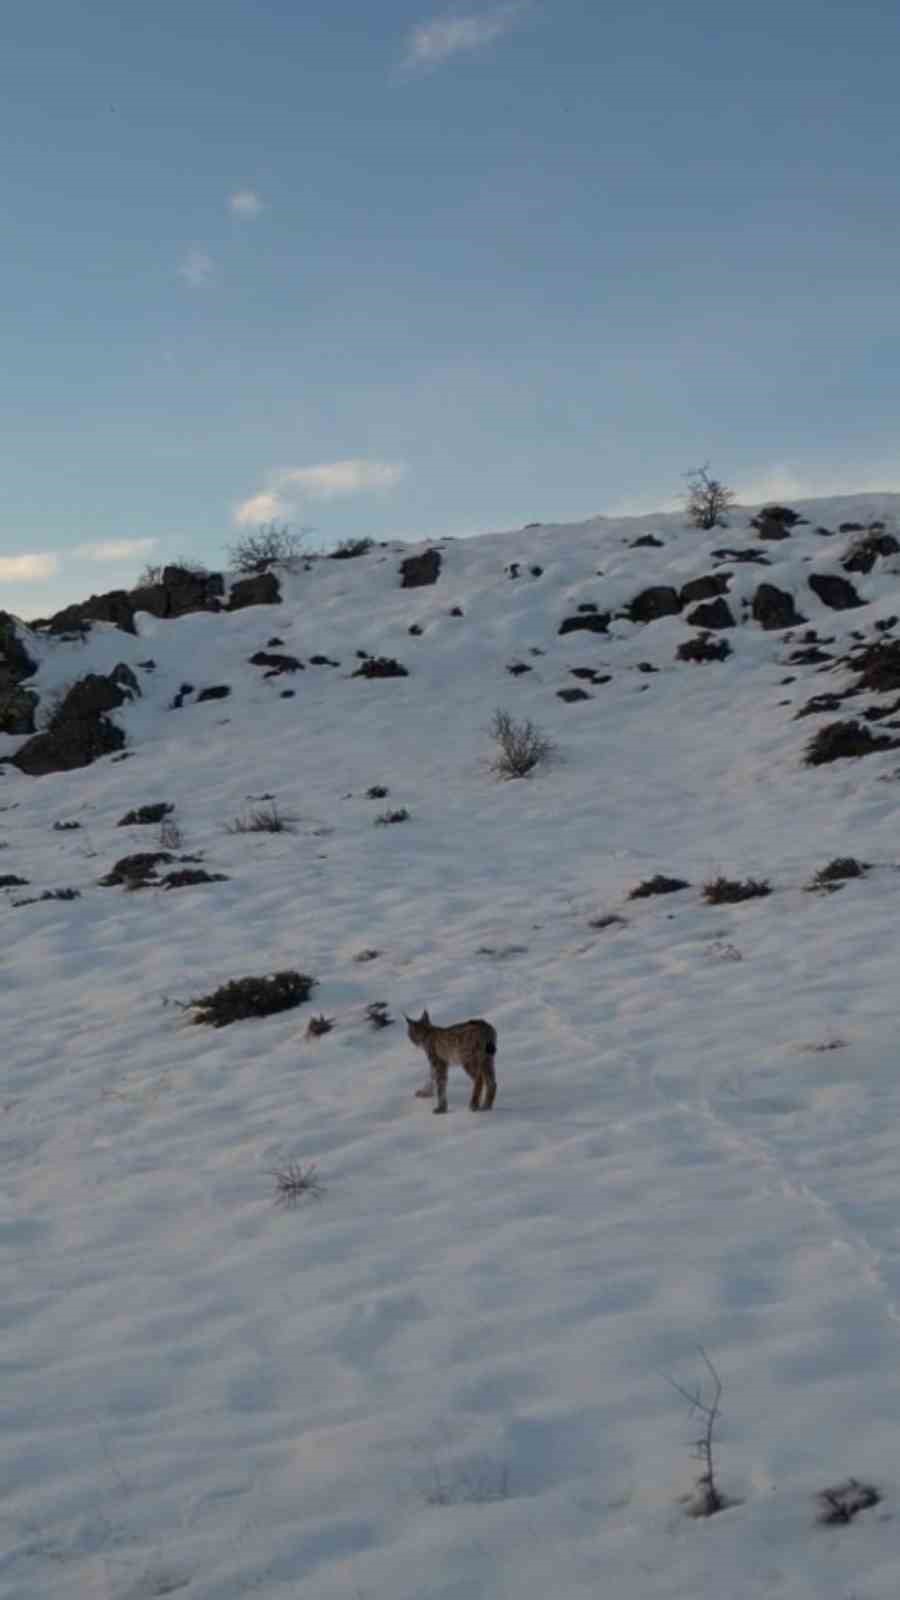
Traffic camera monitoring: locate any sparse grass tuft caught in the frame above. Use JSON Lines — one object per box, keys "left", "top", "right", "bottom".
{"left": 489, "top": 708, "right": 555, "bottom": 779}
{"left": 809, "top": 857, "right": 869, "bottom": 891}
{"left": 366, "top": 1001, "right": 393, "bottom": 1029}
{"left": 375, "top": 808, "right": 410, "bottom": 825}
{"left": 629, "top": 874, "right": 690, "bottom": 899}
{"left": 816, "top": 1479, "right": 880, "bottom": 1525}
{"left": 305, "top": 1013, "right": 335, "bottom": 1038}
{"left": 226, "top": 800, "right": 297, "bottom": 834}
{"left": 329, "top": 537, "right": 374, "bottom": 559}
{"left": 270, "top": 1160, "right": 324, "bottom": 1206}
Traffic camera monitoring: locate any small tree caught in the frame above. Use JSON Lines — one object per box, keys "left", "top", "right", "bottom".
{"left": 228, "top": 522, "right": 305, "bottom": 574}
{"left": 684, "top": 465, "right": 736, "bottom": 531}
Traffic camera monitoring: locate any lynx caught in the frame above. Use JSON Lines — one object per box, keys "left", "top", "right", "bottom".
{"left": 405, "top": 1009, "right": 498, "bottom": 1114}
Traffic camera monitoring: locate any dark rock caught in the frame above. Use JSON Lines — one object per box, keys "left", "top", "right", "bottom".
{"left": 399, "top": 549, "right": 441, "bottom": 588}
{"left": 839, "top": 522, "right": 864, "bottom": 533}
{"left": 751, "top": 583, "right": 806, "bottom": 630}
{"left": 630, "top": 534, "right": 663, "bottom": 548}
{"left": 557, "top": 687, "right": 592, "bottom": 702}
{"left": 408, "top": 623, "right": 423, "bottom": 636}
{"left": 0, "top": 874, "right": 29, "bottom": 887}
{"left": 788, "top": 646, "right": 833, "bottom": 665}
{"left": 794, "top": 692, "right": 848, "bottom": 720}
{"left": 248, "top": 651, "right": 303, "bottom": 674}
{"left": 815, "top": 526, "right": 835, "bottom": 536}
{"left": 227, "top": 572, "right": 281, "bottom": 610}
{"left": 161, "top": 869, "right": 229, "bottom": 889}
{"left": 846, "top": 639, "right": 900, "bottom": 693}
{"left": 676, "top": 634, "right": 732, "bottom": 663}
{"left": 45, "top": 589, "right": 137, "bottom": 636}
{"left": 267, "top": 636, "right": 284, "bottom": 646}
{"left": 12, "top": 714, "right": 125, "bottom": 775}
{"left": 636, "top": 661, "right": 658, "bottom": 673}
{"left": 577, "top": 602, "right": 599, "bottom": 613}
{"left": 628, "top": 586, "right": 682, "bottom": 624}
{"left": 680, "top": 574, "right": 730, "bottom": 605}
{"left": 0, "top": 686, "right": 38, "bottom": 735}
{"left": 449, "top": 606, "right": 464, "bottom": 616}
{"left": 685, "top": 597, "right": 735, "bottom": 630}
{"left": 507, "top": 563, "right": 520, "bottom": 579}
{"left": 131, "top": 565, "right": 224, "bottom": 620}
{"left": 170, "top": 683, "right": 195, "bottom": 709}
{"left": 309, "top": 655, "right": 339, "bottom": 666}
{"left": 558, "top": 612, "right": 611, "bottom": 636}
{"left": 530, "top": 565, "right": 544, "bottom": 576}
{"left": 842, "top": 531, "right": 900, "bottom": 574}
{"left": 506, "top": 662, "right": 532, "bottom": 675}
{"left": 629, "top": 874, "right": 689, "bottom": 898}
{"left": 808, "top": 573, "right": 864, "bottom": 610}
{"left": 196, "top": 685, "right": 231, "bottom": 702}
{"left": 280, "top": 689, "right": 295, "bottom": 698}
{"left": 0, "top": 613, "right": 37, "bottom": 690}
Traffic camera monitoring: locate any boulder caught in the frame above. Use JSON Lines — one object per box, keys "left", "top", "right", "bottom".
{"left": 558, "top": 612, "right": 611, "bottom": 636}
{"left": 751, "top": 583, "right": 806, "bottom": 630}
{"left": 807, "top": 573, "right": 864, "bottom": 611}
{"left": 0, "top": 686, "right": 39, "bottom": 735}
{"left": 628, "top": 586, "right": 682, "bottom": 624}
{"left": 680, "top": 574, "right": 730, "bottom": 605}
{"left": 0, "top": 613, "right": 37, "bottom": 690}
{"left": 130, "top": 564, "right": 225, "bottom": 620}
{"left": 399, "top": 549, "right": 442, "bottom": 588}
{"left": 9, "top": 667, "right": 135, "bottom": 776}
{"left": 685, "top": 597, "right": 735, "bottom": 630}
{"left": 45, "top": 589, "right": 137, "bottom": 636}
{"left": 227, "top": 572, "right": 281, "bottom": 610}
{"left": 750, "top": 504, "right": 807, "bottom": 540}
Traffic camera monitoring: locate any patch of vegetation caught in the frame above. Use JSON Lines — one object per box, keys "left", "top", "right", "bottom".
{"left": 99, "top": 852, "right": 174, "bottom": 889}
{"left": 248, "top": 650, "right": 303, "bottom": 674}
{"left": 629, "top": 874, "right": 690, "bottom": 899}
{"left": 305, "top": 1014, "right": 335, "bottom": 1038}
{"left": 489, "top": 708, "right": 555, "bottom": 779}
{"left": 270, "top": 1160, "right": 324, "bottom": 1205}
{"left": 375, "top": 808, "right": 410, "bottom": 825}
{"left": 804, "top": 719, "right": 899, "bottom": 766}
{"left": 352, "top": 656, "right": 409, "bottom": 679}
{"left": 226, "top": 801, "right": 297, "bottom": 834}
{"left": 0, "top": 874, "right": 30, "bottom": 888}
{"left": 557, "top": 687, "right": 592, "bottom": 702}
{"left": 809, "top": 857, "right": 869, "bottom": 890}
{"left": 703, "top": 876, "right": 771, "bottom": 904}
{"left": 667, "top": 1349, "right": 730, "bottom": 1518}
{"left": 506, "top": 661, "right": 532, "bottom": 675}
{"left": 13, "top": 888, "right": 81, "bottom": 907}
{"left": 365, "top": 785, "right": 389, "bottom": 799}
{"left": 190, "top": 970, "right": 317, "bottom": 1027}
{"left": 684, "top": 464, "right": 735, "bottom": 531}
{"left": 366, "top": 1001, "right": 393, "bottom": 1029}
{"left": 329, "top": 537, "right": 374, "bottom": 559}
{"left": 816, "top": 1479, "right": 880, "bottom": 1525}
{"left": 589, "top": 913, "right": 627, "bottom": 931}
{"left": 52, "top": 820, "right": 81, "bottom": 831}
{"left": 161, "top": 869, "right": 229, "bottom": 890}
{"left": 117, "top": 803, "right": 173, "bottom": 826}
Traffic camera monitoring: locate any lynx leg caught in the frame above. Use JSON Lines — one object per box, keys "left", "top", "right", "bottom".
{"left": 482, "top": 1062, "right": 497, "bottom": 1109}
{"left": 432, "top": 1058, "right": 449, "bottom": 1115}
{"left": 469, "top": 1072, "right": 483, "bottom": 1111}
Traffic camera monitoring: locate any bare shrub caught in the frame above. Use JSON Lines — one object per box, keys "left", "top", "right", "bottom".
{"left": 366, "top": 1001, "right": 392, "bottom": 1029}
{"left": 805, "top": 719, "right": 899, "bottom": 766}
{"left": 375, "top": 808, "right": 410, "bottom": 825}
{"left": 226, "top": 801, "right": 297, "bottom": 834}
{"left": 270, "top": 1160, "right": 324, "bottom": 1206}
{"left": 809, "top": 857, "right": 868, "bottom": 891}
{"left": 228, "top": 522, "right": 305, "bottom": 575}
{"left": 684, "top": 464, "right": 736, "bottom": 531}
{"left": 489, "top": 708, "right": 555, "bottom": 779}
{"left": 667, "top": 1349, "right": 728, "bottom": 1517}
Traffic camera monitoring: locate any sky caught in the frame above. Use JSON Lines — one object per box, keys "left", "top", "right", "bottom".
{"left": 3, "top": 0, "right": 900, "bottom": 619}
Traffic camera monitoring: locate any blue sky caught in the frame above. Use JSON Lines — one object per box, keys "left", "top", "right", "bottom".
{"left": 4, "top": 0, "right": 900, "bottom": 618}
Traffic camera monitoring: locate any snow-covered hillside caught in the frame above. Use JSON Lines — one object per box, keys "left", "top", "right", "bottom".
{"left": 5, "top": 496, "right": 900, "bottom": 1599}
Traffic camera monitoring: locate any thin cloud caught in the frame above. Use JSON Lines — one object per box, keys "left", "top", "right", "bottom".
{"left": 178, "top": 249, "right": 215, "bottom": 288}
{"left": 403, "top": 4, "right": 526, "bottom": 69}
{"left": 234, "top": 460, "right": 406, "bottom": 527}
{"left": 229, "top": 190, "right": 263, "bottom": 218}
{"left": 233, "top": 491, "right": 289, "bottom": 528}
{"left": 0, "top": 553, "right": 59, "bottom": 581}
{"left": 76, "top": 538, "right": 158, "bottom": 562}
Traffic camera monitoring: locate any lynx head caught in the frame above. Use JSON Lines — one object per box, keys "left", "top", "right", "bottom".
{"left": 405, "top": 1009, "right": 431, "bottom": 1045}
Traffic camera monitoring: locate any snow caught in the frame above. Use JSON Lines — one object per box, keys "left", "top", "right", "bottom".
{"left": 3, "top": 496, "right": 900, "bottom": 1597}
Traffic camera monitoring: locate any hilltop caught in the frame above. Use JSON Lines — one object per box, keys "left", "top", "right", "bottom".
{"left": 4, "top": 495, "right": 900, "bottom": 1599}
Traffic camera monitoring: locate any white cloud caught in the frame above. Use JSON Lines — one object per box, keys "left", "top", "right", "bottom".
{"left": 277, "top": 460, "right": 406, "bottom": 500}
{"left": 75, "top": 538, "right": 158, "bottom": 562}
{"left": 229, "top": 189, "right": 263, "bottom": 218}
{"left": 178, "top": 249, "right": 215, "bottom": 288}
{"left": 403, "top": 4, "right": 526, "bottom": 69}
{"left": 233, "top": 491, "right": 290, "bottom": 528}
{"left": 233, "top": 460, "right": 406, "bottom": 527}
{"left": 0, "top": 553, "right": 59, "bottom": 582}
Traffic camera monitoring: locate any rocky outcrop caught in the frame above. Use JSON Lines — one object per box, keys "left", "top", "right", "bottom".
{"left": 685, "top": 597, "right": 735, "bottom": 630}
{"left": 628, "top": 587, "right": 682, "bottom": 624}
{"left": 0, "top": 614, "right": 39, "bottom": 734}
{"left": 227, "top": 572, "right": 281, "bottom": 610}
{"left": 9, "top": 664, "right": 138, "bottom": 776}
{"left": 680, "top": 574, "right": 730, "bottom": 605}
{"left": 750, "top": 505, "right": 806, "bottom": 540}
{"left": 399, "top": 549, "right": 442, "bottom": 588}
{"left": 44, "top": 589, "right": 138, "bottom": 636}
{"left": 807, "top": 573, "right": 864, "bottom": 611}
{"left": 130, "top": 564, "right": 224, "bottom": 620}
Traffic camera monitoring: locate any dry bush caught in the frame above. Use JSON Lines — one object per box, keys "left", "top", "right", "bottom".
{"left": 375, "top": 808, "right": 410, "bottom": 825}
{"left": 227, "top": 522, "right": 304, "bottom": 574}
{"left": 684, "top": 464, "right": 736, "bottom": 530}
{"left": 306, "top": 1014, "right": 335, "bottom": 1039}
{"left": 366, "top": 1001, "right": 392, "bottom": 1029}
{"left": 329, "top": 537, "right": 374, "bottom": 559}
{"left": 809, "top": 857, "right": 868, "bottom": 890}
{"left": 629, "top": 874, "right": 690, "bottom": 899}
{"left": 816, "top": 1479, "right": 880, "bottom": 1524}
{"left": 489, "top": 708, "right": 555, "bottom": 779}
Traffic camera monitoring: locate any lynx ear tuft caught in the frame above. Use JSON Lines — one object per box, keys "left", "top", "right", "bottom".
{"left": 422, "top": 1009, "right": 430, "bottom": 1024}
